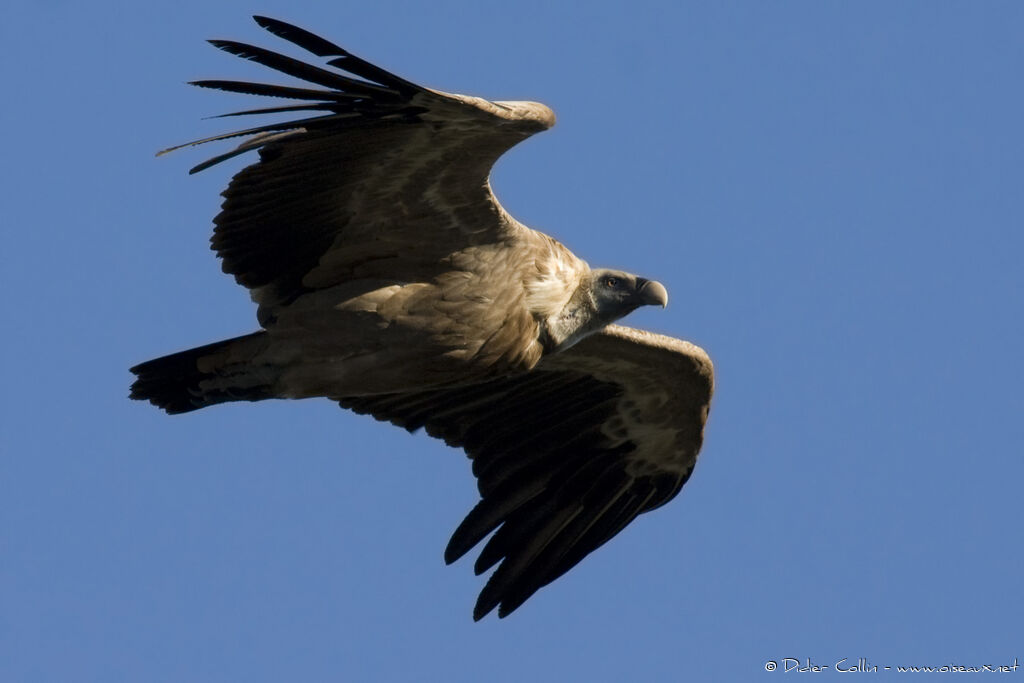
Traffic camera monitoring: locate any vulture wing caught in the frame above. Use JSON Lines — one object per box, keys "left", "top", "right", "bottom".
{"left": 340, "top": 324, "right": 714, "bottom": 619}
{"left": 170, "top": 16, "right": 556, "bottom": 309}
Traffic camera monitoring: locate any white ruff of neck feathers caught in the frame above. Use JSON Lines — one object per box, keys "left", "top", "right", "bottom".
{"left": 525, "top": 242, "right": 587, "bottom": 319}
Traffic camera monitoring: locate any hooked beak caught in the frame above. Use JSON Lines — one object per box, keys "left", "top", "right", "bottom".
{"left": 636, "top": 278, "right": 668, "bottom": 308}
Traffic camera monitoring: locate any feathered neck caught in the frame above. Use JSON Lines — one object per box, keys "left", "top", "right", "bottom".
{"left": 523, "top": 236, "right": 595, "bottom": 352}
{"left": 537, "top": 279, "right": 604, "bottom": 352}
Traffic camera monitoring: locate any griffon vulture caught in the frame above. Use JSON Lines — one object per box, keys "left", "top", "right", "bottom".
{"left": 130, "top": 16, "right": 714, "bottom": 620}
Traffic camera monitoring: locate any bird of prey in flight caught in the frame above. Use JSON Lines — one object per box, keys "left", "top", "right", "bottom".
{"left": 130, "top": 16, "right": 714, "bottom": 620}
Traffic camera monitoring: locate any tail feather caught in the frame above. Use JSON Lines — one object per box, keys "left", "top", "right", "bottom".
{"left": 130, "top": 331, "right": 275, "bottom": 414}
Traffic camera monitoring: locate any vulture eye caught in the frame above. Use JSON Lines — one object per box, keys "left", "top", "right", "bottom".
{"left": 604, "top": 277, "right": 621, "bottom": 288}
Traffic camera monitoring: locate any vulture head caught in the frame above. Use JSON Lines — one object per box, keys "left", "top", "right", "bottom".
{"left": 543, "top": 269, "right": 669, "bottom": 353}
{"left": 589, "top": 269, "right": 669, "bottom": 323}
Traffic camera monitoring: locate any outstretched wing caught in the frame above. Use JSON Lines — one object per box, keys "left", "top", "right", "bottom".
{"left": 169, "top": 16, "right": 556, "bottom": 308}
{"left": 340, "top": 324, "right": 714, "bottom": 619}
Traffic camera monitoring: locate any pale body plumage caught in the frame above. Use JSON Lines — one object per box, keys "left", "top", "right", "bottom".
{"left": 131, "top": 17, "right": 713, "bottom": 620}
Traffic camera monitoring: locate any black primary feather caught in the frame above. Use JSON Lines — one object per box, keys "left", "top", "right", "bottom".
{"left": 253, "top": 15, "right": 424, "bottom": 94}
{"left": 189, "top": 79, "right": 355, "bottom": 101}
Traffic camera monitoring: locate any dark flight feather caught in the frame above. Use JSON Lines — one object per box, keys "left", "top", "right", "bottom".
{"left": 207, "top": 39, "right": 400, "bottom": 97}
{"left": 253, "top": 15, "right": 424, "bottom": 94}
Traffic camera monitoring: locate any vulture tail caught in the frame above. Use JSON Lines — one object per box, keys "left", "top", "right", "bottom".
{"left": 129, "top": 331, "right": 276, "bottom": 414}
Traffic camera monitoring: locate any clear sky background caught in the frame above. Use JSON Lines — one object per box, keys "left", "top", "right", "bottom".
{"left": 3, "top": 1, "right": 1022, "bottom": 681}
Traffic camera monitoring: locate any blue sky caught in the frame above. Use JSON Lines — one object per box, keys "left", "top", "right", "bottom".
{"left": 4, "top": 1, "right": 1023, "bottom": 681}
